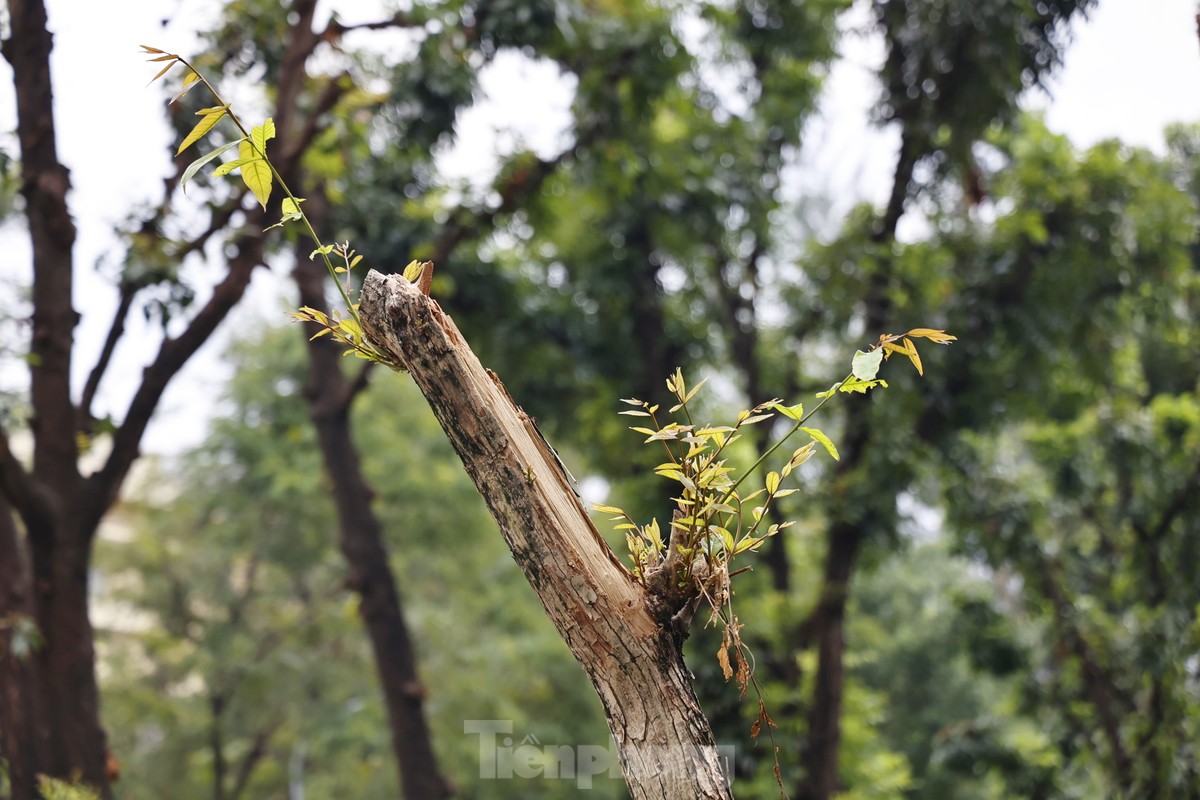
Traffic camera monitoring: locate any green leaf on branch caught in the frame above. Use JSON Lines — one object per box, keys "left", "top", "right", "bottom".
{"left": 176, "top": 105, "right": 228, "bottom": 156}
{"left": 769, "top": 401, "right": 804, "bottom": 420}
{"left": 237, "top": 139, "right": 272, "bottom": 208}
{"left": 180, "top": 138, "right": 242, "bottom": 193}
{"left": 852, "top": 348, "right": 884, "bottom": 381}
{"left": 801, "top": 427, "right": 839, "bottom": 461}
{"left": 212, "top": 156, "right": 260, "bottom": 178}
{"left": 266, "top": 197, "right": 306, "bottom": 231}
{"left": 839, "top": 376, "right": 888, "bottom": 394}
{"left": 250, "top": 118, "right": 276, "bottom": 154}
{"left": 815, "top": 382, "right": 841, "bottom": 399}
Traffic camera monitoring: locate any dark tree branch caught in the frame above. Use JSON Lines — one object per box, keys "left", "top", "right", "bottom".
{"left": 228, "top": 719, "right": 281, "bottom": 800}
{"left": 340, "top": 362, "right": 375, "bottom": 411}
{"left": 1036, "top": 556, "right": 1134, "bottom": 786}
{"left": 324, "top": 12, "right": 420, "bottom": 39}
{"left": 172, "top": 201, "right": 241, "bottom": 262}
{"left": 78, "top": 283, "right": 137, "bottom": 431}
{"left": 281, "top": 73, "right": 348, "bottom": 167}
{"left": 82, "top": 229, "right": 264, "bottom": 535}
{"left": 0, "top": 493, "right": 42, "bottom": 800}
{"left": 0, "top": 425, "right": 44, "bottom": 531}
{"left": 3, "top": 0, "right": 79, "bottom": 494}
{"left": 1146, "top": 451, "right": 1200, "bottom": 544}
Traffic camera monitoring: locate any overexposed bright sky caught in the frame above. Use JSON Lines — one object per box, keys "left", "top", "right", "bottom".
{"left": 0, "top": 0, "right": 1197, "bottom": 455}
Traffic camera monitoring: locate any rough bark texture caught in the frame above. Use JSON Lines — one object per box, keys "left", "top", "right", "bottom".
{"left": 359, "top": 270, "right": 732, "bottom": 799}
{"left": 1, "top": 0, "right": 109, "bottom": 792}
{"left": 0, "top": 498, "right": 41, "bottom": 800}
{"left": 292, "top": 201, "right": 453, "bottom": 799}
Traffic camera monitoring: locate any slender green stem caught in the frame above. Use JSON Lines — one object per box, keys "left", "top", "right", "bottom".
{"left": 178, "top": 56, "right": 360, "bottom": 326}
{"left": 716, "top": 371, "right": 852, "bottom": 508}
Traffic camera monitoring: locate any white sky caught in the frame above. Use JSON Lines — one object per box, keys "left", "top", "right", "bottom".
{"left": 1, "top": 0, "right": 1198, "bottom": 455}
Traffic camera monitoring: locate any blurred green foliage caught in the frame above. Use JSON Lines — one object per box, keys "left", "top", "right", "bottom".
{"left": 70, "top": 0, "right": 1200, "bottom": 797}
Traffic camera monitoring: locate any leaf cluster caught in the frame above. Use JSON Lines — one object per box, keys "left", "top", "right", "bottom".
{"left": 143, "top": 45, "right": 423, "bottom": 371}
{"left": 597, "top": 329, "right": 953, "bottom": 678}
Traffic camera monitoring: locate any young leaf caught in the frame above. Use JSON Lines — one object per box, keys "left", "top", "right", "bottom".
{"left": 770, "top": 401, "right": 804, "bottom": 420}
{"left": 180, "top": 138, "right": 242, "bottom": 193}
{"left": 250, "top": 118, "right": 277, "bottom": 156}
{"left": 815, "top": 382, "right": 841, "bottom": 399}
{"left": 146, "top": 59, "right": 177, "bottom": 85}
{"left": 851, "top": 348, "right": 884, "bottom": 381}
{"left": 903, "top": 337, "right": 923, "bottom": 375}
{"left": 237, "top": 139, "right": 272, "bottom": 208}
{"left": 176, "top": 106, "right": 227, "bottom": 156}
{"left": 905, "top": 328, "right": 957, "bottom": 345}
{"left": 800, "top": 427, "right": 839, "bottom": 461}
{"left": 265, "top": 196, "right": 306, "bottom": 230}
{"left": 212, "top": 156, "right": 260, "bottom": 177}
{"left": 402, "top": 259, "right": 425, "bottom": 282}
{"left": 839, "top": 376, "right": 888, "bottom": 394}
{"left": 168, "top": 76, "right": 204, "bottom": 105}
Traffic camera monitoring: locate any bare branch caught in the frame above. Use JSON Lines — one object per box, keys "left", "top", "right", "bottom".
{"left": 228, "top": 718, "right": 282, "bottom": 800}
{"left": 325, "top": 11, "right": 420, "bottom": 39}
{"left": 340, "top": 362, "right": 375, "bottom": 411}
{"left": 82, "top": 231, "right": 264, "bottom": 536}
{"left": 0, "top": 424, "right": 46, "bottom": 533}
{"left": 78, "top": 284, "right": 137, "bottom": 432}
{"left": 281, "top": 75, "right": 347, "bottom": 166}
{"left": 1147, "top": 452, "right": 1200, "bottom": 544}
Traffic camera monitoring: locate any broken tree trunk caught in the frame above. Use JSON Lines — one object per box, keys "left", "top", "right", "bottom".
{"left": 359, "top": 270, "right": 732, "bottom": 799}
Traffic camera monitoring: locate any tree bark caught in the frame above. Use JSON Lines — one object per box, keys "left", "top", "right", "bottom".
{"left": 1, "top": 0, "right": 112, "bottom": 793}
{"left": 359, "top": 270, "right": 732, "bottom": 799}
{"left": 0, "top": 499, "right": 41, "bottom": 800}
{"left": 292, "top": 201, "right": 453, "bottom": 799}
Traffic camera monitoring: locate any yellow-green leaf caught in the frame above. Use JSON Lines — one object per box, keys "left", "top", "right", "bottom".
{"left": 238, "top": 139, "right": 272, "bottom": 208}
{"left": 800, "top": 427, "right": 839, "bottom": 461}
{"left": 212, "top": 156, "right": 259, "bottom": 178}
{"left": 176, "top": 106, "right": 227, "bottom": 156}
{"left": 250, "top": 118, "right": 276, "bottom": 156}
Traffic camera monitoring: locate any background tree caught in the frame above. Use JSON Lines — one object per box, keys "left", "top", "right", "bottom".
{"left": 4, "top": 0, "right": 1198, "bottom": 797}
{"left": 0, "top": 0, "right": 296, "bottom": 791}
